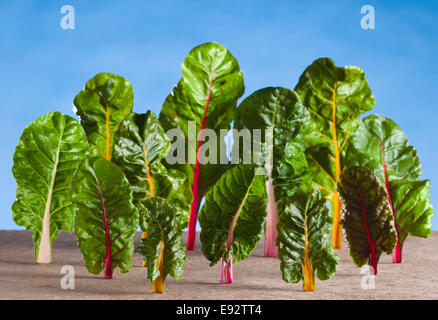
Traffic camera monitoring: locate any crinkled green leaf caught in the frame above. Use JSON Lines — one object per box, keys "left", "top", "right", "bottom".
{"left": 234, "top": 87, "right": 311, "bottom": 256}
{"left": 74, "top": 73, "right": 133, "bottom": 160}
{"left": 71, "top": 156, "right": 138, "bottom": 276}
{"left": 136, "top": 197, "right": 187, "bottom": 284}
{"left": 159, "top": 42, "right": 244, "bottom": 197}
{"left": 113, "top": 111, "right": 192, "bottom": 228}
{"left": 338, "top": 166, "right": 397, "bottom": 274}
{"left": 277, "top": 189, "right": 339, "bottom": 291}
{"left": 199, "top": 164, "right": 267, "bottom": 265}
{"left": 294, "top": 58, "right": 375, "bottom": 247}
{"left": 12, "top": 111, "right": 88, "bottom": 263}
{"left": 344, "top": 114, "right": 433, "bottom": 252}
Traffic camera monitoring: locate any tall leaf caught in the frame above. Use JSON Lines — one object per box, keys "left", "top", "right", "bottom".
{"left": 159, "top": 42, "right": 244, "bottom": 250}
{"left": 234, "top": 87, "right": 310, "bottom": 257}
{"left": 12, "top": 112, "right": 88, "bottom": 263}
{"left": 74, "top": 72, "right": 133, "bottom": 160}
{"left": 344, "top": 114, "right": 433, "bottom": 262}
{"left": 12, "top": 111, "right": 88, "bottom": 264}
{"left": 198, "top": 164, "right": 267, "bottom": 283}
{"left": 295, "top": 58, "right": 375, "bottom": 248}
{"left": 338, "top": 166, "right": 397, "bottom": 275}
{"left": 71, "top": 156, "right": 138, "bottom": 279}
{"left": 136, "top": 197, "right": 187, "bottom": 293}
{"left": 277, "top": 189, "right": 339, "bottom": 291}
{"left": 113, "top": 111, "right": 192, "bottom": 229}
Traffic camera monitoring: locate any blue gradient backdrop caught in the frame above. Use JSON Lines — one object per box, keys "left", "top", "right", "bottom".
{"left": 0, "top": 1, "right": 436, "bottom": 229}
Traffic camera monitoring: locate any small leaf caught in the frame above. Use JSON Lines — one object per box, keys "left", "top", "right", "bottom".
{"left": 136, "top": 197, "right": 187, "bottom": 292}
{"left": 277, "top": 189, "right": 339, "bottom": 291}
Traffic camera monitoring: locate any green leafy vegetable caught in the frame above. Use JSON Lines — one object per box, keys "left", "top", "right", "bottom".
{"left": 295, "top": 58, "right": 375, "bottom": 248}
{"left": 344, "top": 114, "right": 433, "bottom": 262}
{"left": 338, "top": 166, "right": 397, "bottom": 275}
{"left": 74, "top": 72, "right": 133, "bottom": 160}
{"left": 113, "top": 111, "right": 192, "bottom": 229}
{"left": 199, "top": 164, "right": 267, "bottom": 283}
{"left": 12, "top": 111, "right": 88, "bottom": 264}
{"left": 234, "top": 87, "right": 310, "bottom": 257}
{"left": 71, "top": 156, "right": 138, "bottom": 279}
{"left": 159, "top": 42, "right": 245, "bottom": 250}
{"left": 136, "top": 197, "right": 187, "bottom": 293}
{"left": 277, "top": 189, "right": 339, "bottom": 291}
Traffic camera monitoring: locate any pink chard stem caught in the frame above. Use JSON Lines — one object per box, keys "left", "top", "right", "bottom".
{"left": 221, "top": 256, "right": 233, "bottom": 284}
{"left": 264, "top": 175, "right": 278, "bottom": 257}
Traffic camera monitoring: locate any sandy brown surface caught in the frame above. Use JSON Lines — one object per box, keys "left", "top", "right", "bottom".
{"left": 0, "top": 230, "right": 437, "bottom": 300}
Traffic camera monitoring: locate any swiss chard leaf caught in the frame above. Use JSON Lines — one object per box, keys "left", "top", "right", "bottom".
{"left": 74, "top": 72, "right": 133, "bottom": 160}
{"left": 136, "top": 197, "right": 187, "bottom": 293}
{"left": 113, "top": 111, "right": 192, "bottom": 229}
{"left": 198, "top": 164, "right": 267, "bottom": 283}
{"left": 344, "top": 114, "right": 433, "bottom": 262}
{"left": 159, "top": 42, "right": 245, "bottom": 250}
{"left": 338, "top": 166, "right": 397, "bottom": 275}
{"left": 234, "top": 87, "right": 311, "bottom": 257}
{"left": 71, "top": 156, "right": 139, "bottom": 279}
{"left": 277, "top": 189, "right": 339, "bottom": 291}
{"left": 12, "top": 111, "right": 89, "bottom": 264}
{"left": 295, "top": 58, "right": 375, "bottom": 248}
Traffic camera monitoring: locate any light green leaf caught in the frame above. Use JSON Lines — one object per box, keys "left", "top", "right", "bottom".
{"left": 344, "top": 114, "right": 433, "bottom": 261}
{"left": 74, "top": 73, "right": 133, "bottom": 160}
{"left": 71, "top": 156, "right": 138, "bottom": 278}
{"left": 294, "top": 57, "right": 375, "bottom": 248}
{"left": 199, "top": 164, "right": 267, "bottom": 266}
{"left": 12, "top": 111, "right": 88, "bottom": 263}
{"left": 159, "top": 43, "right": 245, "bottom": 250}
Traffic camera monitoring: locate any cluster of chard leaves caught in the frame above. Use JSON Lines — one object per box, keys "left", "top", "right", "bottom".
{"left": 12, "top": 72, "right": 191, "bottom": 291}
{"left": 11, "top": 42, "right": 434, "bottom": 293}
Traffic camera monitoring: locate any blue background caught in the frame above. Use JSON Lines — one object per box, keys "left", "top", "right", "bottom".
{"left": 1, "top": 1, "right": 437, "bottom": 230}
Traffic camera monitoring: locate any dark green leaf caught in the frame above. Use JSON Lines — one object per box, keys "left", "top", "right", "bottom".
{"left": 277, "top": 189, "right": 339, "bottom": 291}
{"left": 234, "top": 87, "right": 311, "bottom": 256}
{"left": 338, "top": 166, "right": 397, "bottom": 274}
{"left": 136, "top": 197, "right": 187, "bottom": 291}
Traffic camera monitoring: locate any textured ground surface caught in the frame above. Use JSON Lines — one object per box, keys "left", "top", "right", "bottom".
{"left": 0, "top": 230, "right": 437, "bottom": 300}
